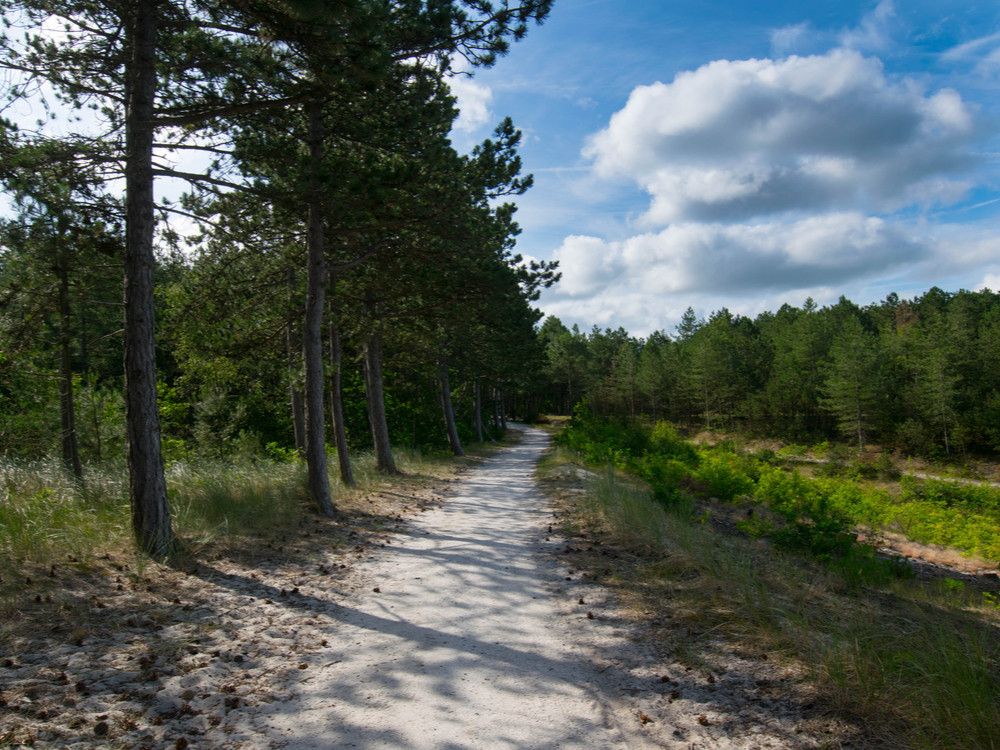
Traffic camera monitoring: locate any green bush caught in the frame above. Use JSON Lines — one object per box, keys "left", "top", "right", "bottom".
{"left": 755, "top": 466, "right": 857, "bottom": 558}
{"left": 899, "top": 476, "right": 1000, "bottom": 513}
{"left": 647, "top": 420, "right": 698, "bottom": 464}
{"left": 693, "top": 452, "right": 756, "bottom": 502}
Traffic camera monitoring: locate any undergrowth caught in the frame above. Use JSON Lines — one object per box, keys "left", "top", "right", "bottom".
{"left": 558, "top": 405, "right": 1000, "bottom": 563}
{"left": 0, "top": 443, "right": 485, "bottom": 598}
{"left": 551, "top": 453, "right": 1000, "bottom": 750}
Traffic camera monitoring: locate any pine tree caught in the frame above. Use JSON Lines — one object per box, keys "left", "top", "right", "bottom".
{"left": 820, "top": 316, "right": 879, "bottom": 448}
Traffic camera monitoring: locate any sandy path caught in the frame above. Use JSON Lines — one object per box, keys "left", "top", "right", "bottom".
{"left": 254, "top": 426, "right": 641, "bottom": 749}
{"left": 2, "top": 427, "right": 848, "bottom": 749}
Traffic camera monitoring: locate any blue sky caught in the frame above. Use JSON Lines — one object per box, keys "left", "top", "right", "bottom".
{"left": 449, "top": 0, "right": 1000, "bottom": 336}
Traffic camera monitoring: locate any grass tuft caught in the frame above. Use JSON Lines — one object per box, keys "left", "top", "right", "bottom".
{"left": 0, "top": 458, "right": 129, "bottom": 566}
{"left": 166, "top": 458, "right": 308, "bottom": 545}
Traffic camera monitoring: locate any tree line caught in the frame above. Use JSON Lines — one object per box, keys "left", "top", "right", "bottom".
{"left": 0, "top": 0, "right": 556, "bottom": 556}
{"left": 539, "top": 287, "right": 1000, "bottom": 459}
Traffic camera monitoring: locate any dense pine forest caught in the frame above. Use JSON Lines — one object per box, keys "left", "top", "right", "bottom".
{"left": 540, "top": 287, "right": 1000, "bottom": 460}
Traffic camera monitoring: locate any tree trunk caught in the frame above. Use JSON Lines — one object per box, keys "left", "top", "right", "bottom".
{"left": 328, "top": 306, "right": 354, "bottom": 486}
{"left": 438, "top": 349, "right": 464, "bottom": 457}
{"left": 56, "top": 253, "right": 83, "bottom": 482}
{"left": 492, "top": 387, "right": 501, "bottom": 431}
{"left": 124, "top": 0, "right": 171, "bottom": 558}
{"left": 855, "top": 375, "right": 865, "bottom": 449}
{"left": 286, "top": 267, "right": 306, "bottom": 455}
{"left": 364, "top": 330, "right": 397, "bottom": 474}
{"left": 473, "top": 379, "right": 485, "bottom": 442}
{"left": 363, "top": 295, "right": 397, "bottom": 474}
{"left": 499, "top": 391, "right": 507, "bottom": 431}
{"left": 302, "top": 104, "right": 336, "bottom": 517}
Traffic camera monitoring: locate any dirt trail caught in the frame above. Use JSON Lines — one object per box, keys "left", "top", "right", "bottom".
{"left": 253, "top": 425, "right": 644, "bottom": 749}
{"left": 2, "top": 427, "right": 845, "bottom": 749}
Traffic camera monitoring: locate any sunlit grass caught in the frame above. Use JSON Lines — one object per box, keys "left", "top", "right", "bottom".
{"left": 0, "top": 458, "right": 130, "bottom": 565}
{"left": 550, "top": 454, "right": 1000, "bottom": 750}
{"left": 167, "top": 458, "right": 309, "bottom": 546}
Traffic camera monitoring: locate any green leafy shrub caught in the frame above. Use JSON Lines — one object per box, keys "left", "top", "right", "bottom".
{"left": 899, "top": 476, "right": 1000, "bottom": 513}
{"left": 778, "top": 443, "right": 809, "bottom": 457}
{"left": 647, "top": 421, "right": 698, "bottom": 464}
{"left": 557, "top": 404, "right": 649, "bottom": 468}
{"left": 755, "top": 466, "right": 856, "bottom": 558}
{"left": 693, "top": 452, "right": 756, "bottom": 502}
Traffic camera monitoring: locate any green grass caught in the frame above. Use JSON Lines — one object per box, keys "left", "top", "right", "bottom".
{"left": 554, "top": 457, "right": 1000, "bottom": 750}
{"left": 0, "top": 458, "right": 130, "bottom": 564}
{"left": 0, "top": 440, "right": 492, "bottom": 578}
{"left": 166, "top": 458, "right": 309, "bottom": 546}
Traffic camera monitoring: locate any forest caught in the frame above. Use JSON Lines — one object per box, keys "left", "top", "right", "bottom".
{"left": 0, "top": 0, "right": 556, "bottom": 555}
{"left": 3, "top": 6, "right": 999, "bottom": 748}
{"left": 540, "top": 287, "right": 1000, "bottom": 460}
{"left": 3, "top": 0, "right": 1000, "bottom": 563}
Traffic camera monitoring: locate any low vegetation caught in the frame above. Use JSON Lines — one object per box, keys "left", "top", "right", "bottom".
{"left": 546, "top": 414, "right": 1000, "bottom": 750}
{"left": 0, "top": 444, "right": 501, "bottom": 617}
{"left": 560, "top": 407, "right": 1000, "bottom": 564}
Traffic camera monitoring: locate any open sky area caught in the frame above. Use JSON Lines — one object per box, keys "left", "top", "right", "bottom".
{"left": 448, "top": 0, "right": 1000, "bottom": 337}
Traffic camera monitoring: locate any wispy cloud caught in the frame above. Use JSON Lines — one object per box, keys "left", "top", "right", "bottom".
{"left": 770, "top": 23, "right": 811, "bottom": 56}
{"left": 839, "top": 0, "right": 898, "bottom": 52}
{"left": 942, "top": 32, "right": 1000, "bottom": 79}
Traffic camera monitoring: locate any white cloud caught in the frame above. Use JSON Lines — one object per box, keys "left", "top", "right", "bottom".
{"left": 978, "top": 274, "right": 1000, "bottom": 292}
{"left": 839, "top": 0, "right": 897, "bottom": 52}
{"left": 549, "top": 213, "right": 926, "bottom": 299}
{"left": 942, "top": 32, "right": 1000, "bottom": 78}
{"left": 551, "top": 235, "right": 624, "bottom": 297}
{"left": 447, "top": 74, "right": 494, "bottom": 134}
{"left": 770, "top": 23, "right": 811, "bottom": 57}
{"left": 539, "top": 216, "right": 1000, "bottom": 337}
{"left": 584, "top": 49, "right": 977, "bottom": 225}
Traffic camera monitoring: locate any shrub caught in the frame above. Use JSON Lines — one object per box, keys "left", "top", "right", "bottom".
{"left": 693, "top": 452, "right": 756, "bottom": 502}
{"left": 647, "top": 421, "right": 699, "bottom": 464}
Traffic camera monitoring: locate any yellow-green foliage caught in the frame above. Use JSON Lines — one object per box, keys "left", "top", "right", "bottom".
{"left": 0, "top": 460, "right": 129, "bottom": 563}
{"left": 555, "top": 441, "right": 1000, "bottom": 750}
{"left": 560, "top": 414, "right": 1000, "bottom": 564}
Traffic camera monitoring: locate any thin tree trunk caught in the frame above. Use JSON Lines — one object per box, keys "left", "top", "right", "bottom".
{"left": 286, "top": 267, "right": 306, "bottom": 455}
{"left": 438, "top": 349, "right": 464, "bottom": 457}
{"left": 499, "top": 391, "right": 507, "bottom": 431}
{"left": 854, "top": 375, "right": 865, "bottom": 449}
{"left": 124, "top": 0, "right": 171, "bottom": 558}
{"left": 78, "top": 301, "right": 88, "bottom": 373}
{"left": 492, "top": 386, "right": 501, "bottom": 431}
{"left": 363, "top": 322, "right": 397, "bottom": 474}
{"left": 328, "top": 305, "right": 354, "bottom": 486}
{"left": 473, "top": 379, "right": 485, "bottom": 442}
{"left": 87, "top": 374, "right": 104, "bottom": 462}
{"left": 56, "top": 253, "right": 83, "bottom": 482}
{"left": 302, "top": 104, "right": 335, "bottom": 517}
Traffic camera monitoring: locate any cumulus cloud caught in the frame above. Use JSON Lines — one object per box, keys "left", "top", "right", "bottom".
{"left": 447, "top": 74, "right": 494, "bottom": 134}
{"left": 584, "top": 49, "right": 976, "bottom": 225}
{"left": 551, "top": 213, "right": 927, "bottom": 299}
{"left": 539, "top": 216, "right": 1000, "bottom": 337}
{"left": 979, "top": 274, "right": 1000, "bottom": 292}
